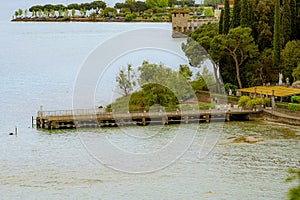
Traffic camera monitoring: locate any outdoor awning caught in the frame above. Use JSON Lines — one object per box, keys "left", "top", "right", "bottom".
{"left": 238, "top": 86, "right": 300, "bottom": 97}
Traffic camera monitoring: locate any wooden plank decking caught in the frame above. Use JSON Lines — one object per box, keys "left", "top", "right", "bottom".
{"left": 36, "top": 108, "right": 262, "bottom": 129}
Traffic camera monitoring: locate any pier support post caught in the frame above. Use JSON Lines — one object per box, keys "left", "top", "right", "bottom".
{"left": 226, "top": 113, "right": 230, "bottom": 122}
{"left": 205, "top": 114, "right": 210, "bottom": 123}
{"left": 271, "top": 89, "right": 275, "bottom": 114}
{"left": 162, "top": 116, "right": 168, "bottom": 125}
{"left": 184, "top": 115, "right": 189, "bottom": 124}
{"left": 142, "top": 118, "right": 146, "bottom": 126}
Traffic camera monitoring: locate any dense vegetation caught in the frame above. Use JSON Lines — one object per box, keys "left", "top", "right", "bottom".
{"left": 184, "top": 0, "right": 300, "bottom": 89}
{"left": 109, "top": 61, "right": 216, "bottom": 112}
{"left": 12, "top": 0, "right": 217, "bottom": 22}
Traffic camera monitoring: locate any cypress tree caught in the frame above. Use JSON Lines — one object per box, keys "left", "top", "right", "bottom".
{"left": 281, "top": 0, "right": 291, "bottom": 48}
{"left": 247, "top": 0, "right": 254, "bottom": 27}
{"left": 297, "top": 9, "right": 300, "bottom": 40}
{"left": 273, "top": 0, "right": 281, "bottom": 72}
{"left": 219, "top": 9, "right": 224, "bottom": 34}
{"left": 223, "top": 0, "right": 230, "bottom": 34}
{"left": 240, "top": 0, "right": 248, "bottom": 27}
{"left": 231, "top": 0, "right": 241, "bottom": 28}
{"left": 290, "top": 0, "right": 297, "bottom": 40}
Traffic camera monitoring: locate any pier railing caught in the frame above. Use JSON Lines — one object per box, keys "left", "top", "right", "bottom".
{"left": 38, "top": 109, "right": 101, "bottom": 117}
{"left": 38, "top": 104, "right": 239, "bottom": 118}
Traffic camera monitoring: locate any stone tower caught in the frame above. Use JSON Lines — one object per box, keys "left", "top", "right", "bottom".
{"left": 171, "top": 10, "right": 190, "bottom": 38}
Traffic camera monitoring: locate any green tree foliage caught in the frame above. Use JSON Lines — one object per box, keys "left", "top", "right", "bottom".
{"left": 68, "top": 3, "right": 80, "bottom": 10}
{"left": 54, "top": 4, "right": 66, "bottom": 11}
{"left": 187, "top": 23, "right": 219, "bottom": 51}
{"left": 18, "top": 9, "right": 23, "bottom": 17}
{"left": 286, "top": 168, "right": 300, "bottom": 200}
{"left": 135, "top": 83, "right": 179, "bottom": 111}
{"left": 272, "top": 0, "right": 281, "bottom": 73}
{"left": 64, "top": 9, "right": 69, "bottom": 17}
{"left": 80, "top": 8, "right": 87, "bottom": 17}
{"left": 38, "top": 9, "right": 43, "bottom": 18}
{"left": 282, "top": 40, "right": 300, "bottom": 81}
{"left": 290, "top": 0, "right": 297, "bottom": 40}
{"left": 29, "top": 5, "right": 43, "bottom": 14}
{"left": 138, "top": 62, "right": 193, "bottom": 101}
{"left": 146, "top": 0, "right": 168, "bottom": 8}
{"left": 252, "top": 49, "right": 275, "bottom": 85}
{"left": 297, "top": 5, "right": 300, "bottom": 40}
{"left": 204, "top": 7, "right": 214, "bottom": 17}
{"left": 125, "top": 13, "right": 134, "bottom": 21}
{"left": 44, "top": 8, "right": 49, "bottom": 17}
{"left": 14, "top": 10, "right": 19, "bottom": 18}
{"left": 71, "top": 9, "right": 76, "bottom": 17}
{"left": 231, "top": 0, "right": 241, "bottom": 28}
{"left": 101, "top": 7, "right": 117, "bottom": 17}
{"left": 90, "top": 1, "right": 107, "bottom": 15}
{"left": 58, "top": 9, "right": 63, "bottom": 17}
{"left": 292, "top": 63, "right": 300, "bottom": 81}
{"left": 210, "top": 27, "right": 259, "bottom": 88}
{"left": 179, "top": 64, "right": 193, "bottom": 80}
{"left": 240, "top": 0, "right": 248, "bottom": 27}
{"left": 219, "top": 9, "right": 224, "bottom": 34}
{"left": 116, "top": 64, "right": 136, "bottom": 96}
{"left": 252, "top": 0, "right": 274, "bottom": 51}
{"left": 204, "top": 0, "right": 223, "bottom": 8}
{"left": 281, "top": 0, "right": 292, "bottom": 48}
{"left": 223, "top": 0, "right": 230, "bottom": 34}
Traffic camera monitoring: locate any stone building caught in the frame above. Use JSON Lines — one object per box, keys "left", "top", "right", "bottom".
{"left": 171, "top": 10, "right": 219, "bottom": 38}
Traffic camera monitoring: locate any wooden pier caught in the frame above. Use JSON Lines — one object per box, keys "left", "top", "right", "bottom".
{"left": 35, "top": 108, "right": 262, "bottom": 129}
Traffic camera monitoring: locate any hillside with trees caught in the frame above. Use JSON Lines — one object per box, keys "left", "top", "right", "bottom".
{"left": 183, "top": 0, "right": 300, "bottom": 89}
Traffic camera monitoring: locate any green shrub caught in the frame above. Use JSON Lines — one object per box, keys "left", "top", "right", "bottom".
{"left": 125, "top": 13, "right": 134, "bottom": 21}
{"left": 198, "top": 103, "right": 214, "bottom": 110}
{"left": 263, "top": 98, "right": 271, "bottom": 107}
{"left": 238, "top": 96, "right": 251, "bottom": 108}
{"left": 288, "top": 103, "right": 300, "bottom": 111}
{"left": 276, "top": 102, "right": 288, "bottom": 109}
{"left": 291, "top": 95, "right": 300, "bottom": 103}
{"left": 238, "top": 96, "right": 269, "bottom": 109}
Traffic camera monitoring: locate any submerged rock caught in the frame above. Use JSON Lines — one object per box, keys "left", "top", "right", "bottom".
{"left": 232, "top": 136, "right": 263, "bottom": 144}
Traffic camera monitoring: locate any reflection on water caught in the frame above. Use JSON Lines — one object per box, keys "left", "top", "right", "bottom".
{"left": 0, "top": 121, "right": 299, "bottom": 199}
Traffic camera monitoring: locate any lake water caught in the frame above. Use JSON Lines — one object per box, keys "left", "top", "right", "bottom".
{"left": 0, "top": 21, "right": 300, "bottom": 199}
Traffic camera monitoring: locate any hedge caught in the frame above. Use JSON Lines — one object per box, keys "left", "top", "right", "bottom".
{"left": 288, "top": 103, "right": 300, "bottom": 111}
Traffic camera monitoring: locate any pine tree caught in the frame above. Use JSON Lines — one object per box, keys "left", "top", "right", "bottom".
{"left": 281, "top": 0, "right": 291, "bottom": 48}
{"left": 231, "top": 0, "right": 241, "bottom": 28}
{"left": 223, "top": 0, "right": 230, "bottom": 34}
{"left": 273, "top": 0, "right": 281, "bottom": 72}
{"left": 240, "top": 0, "right": 248, "bottom": 27}
{"left": 290, "top": 0, "right": 297, "bottom": 40}
{"left": 219, "top": 9, "right": 224, "bottom": 34}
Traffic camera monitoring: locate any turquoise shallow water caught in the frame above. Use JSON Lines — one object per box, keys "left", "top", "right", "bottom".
{"left": 0, "top": 21, "right": 299, "bottom": 199}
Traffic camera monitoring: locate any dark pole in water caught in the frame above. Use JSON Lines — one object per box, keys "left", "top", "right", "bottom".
{"left": 15, "top": 126, "right": 17, "bottom": 136}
